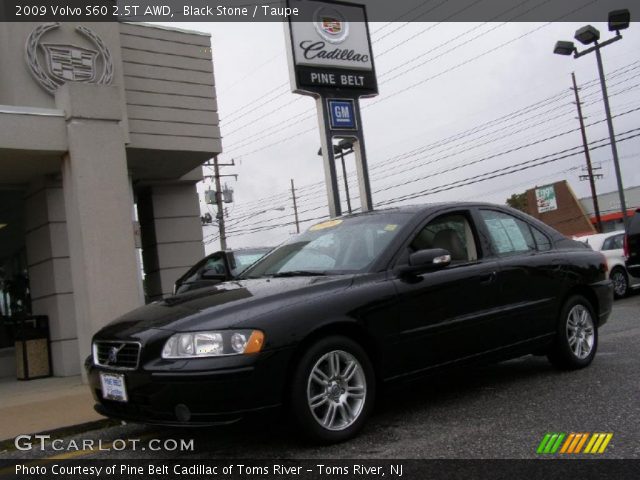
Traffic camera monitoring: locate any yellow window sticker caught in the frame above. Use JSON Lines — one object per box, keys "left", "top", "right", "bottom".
{"left": 384, "top": 224, "right": 398, "bottom": 232}
{"left": 310, "top": 219, "right": 343, "bottom": 231}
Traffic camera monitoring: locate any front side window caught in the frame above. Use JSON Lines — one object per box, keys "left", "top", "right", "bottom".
{"left": 410, "top": 213, "right": 478, "bottom": 263}
{"left": 480, "top": 210, "right": 536, "bottom": 255}
{"left": 203, "top": 254, "right": 227, "bottom": 275}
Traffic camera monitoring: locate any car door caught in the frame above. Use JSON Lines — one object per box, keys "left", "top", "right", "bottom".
{"left": 474, "top": 208, "right": 566, "bottom": 345}
{"left": 388, "top": 208, "right": 502, "bottom": 374}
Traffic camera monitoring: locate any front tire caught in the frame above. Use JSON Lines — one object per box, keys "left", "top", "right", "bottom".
{"left": 548, "top": 295, "right": 598, "bottom": 370}
{"left": 610, "top": 267, "right": 629, "bottom": 299}
{"left": 290, "top": 335, "right": 375, "bottom": 443}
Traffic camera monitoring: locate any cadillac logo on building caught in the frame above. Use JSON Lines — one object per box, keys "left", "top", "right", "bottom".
{"left": 25, "top": 23, "right": 113, "bottom": 95}
{"left": 314, "top": 7, "right": 349, "bottom": 43}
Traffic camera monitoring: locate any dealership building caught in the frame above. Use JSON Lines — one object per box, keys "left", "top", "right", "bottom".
{"left": 0, "top": 22, "right": 220, "bottom": 378}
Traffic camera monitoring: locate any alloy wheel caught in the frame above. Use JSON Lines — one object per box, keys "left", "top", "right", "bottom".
{"left": 566, "top": 304, "right": 595, "bottom": 359}
{"left": 611, "top": 270, "right": 628, "bottom": 297}
{"left": 306, "top": 350, "right": 366, "bottom": 431}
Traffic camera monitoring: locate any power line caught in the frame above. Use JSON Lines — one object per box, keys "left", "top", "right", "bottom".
{"left": 376, "top": 128, "right": 640, "bottom": 206}
{"left": 220, "top": 1, "right": 544, "bottom": 144}
{"left": 224, "top": 70, "right": 640, "bottom": 224}
{"left": 224, "top": 104, "right": 640, "bottom": 234}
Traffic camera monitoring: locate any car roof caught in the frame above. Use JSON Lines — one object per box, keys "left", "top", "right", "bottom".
{"left": 574, "top": 230, "right": 625, "bottom": 249}
{"left": 336, "top": 202, "right": 504, "bottom": 218}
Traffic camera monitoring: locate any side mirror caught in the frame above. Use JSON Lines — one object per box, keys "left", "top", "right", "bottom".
{"left": 398, "top": 248, "right": 451, "bottom": 276}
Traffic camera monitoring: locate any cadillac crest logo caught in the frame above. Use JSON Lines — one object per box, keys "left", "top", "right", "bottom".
{"left": 314, "top": 7, "right": 349, "bottom": 44}
{"left": 25, "top": 23, "right": 113, "bottom": 94}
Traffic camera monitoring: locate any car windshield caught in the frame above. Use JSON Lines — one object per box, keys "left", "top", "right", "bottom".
{"left": 241, "top": 213, "right": 410, "bottom": 278}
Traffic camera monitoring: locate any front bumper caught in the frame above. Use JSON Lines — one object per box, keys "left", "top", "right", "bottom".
{"left": 86, "top": 347, "right": 294, "bottom": 426}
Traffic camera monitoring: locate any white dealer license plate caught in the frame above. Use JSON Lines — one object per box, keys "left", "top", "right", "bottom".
{"left": 100, "top": 372, "right": 128, "bottom": 402}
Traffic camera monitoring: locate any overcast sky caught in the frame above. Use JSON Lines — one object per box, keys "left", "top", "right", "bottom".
{"left": 162, "top": 9, "right": 640, "bottom": 253}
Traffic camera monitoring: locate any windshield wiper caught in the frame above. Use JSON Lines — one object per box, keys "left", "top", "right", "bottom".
{"left": 270, "top": 270, "right": 328, "bottom": 277}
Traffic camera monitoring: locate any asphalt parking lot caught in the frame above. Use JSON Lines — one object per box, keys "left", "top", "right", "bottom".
{"left": 4, "top": 293, "right": 639, "bottom": 460}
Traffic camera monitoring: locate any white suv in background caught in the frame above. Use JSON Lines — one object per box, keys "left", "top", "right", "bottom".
{"left": 575, "top": 231, "right": 640, "bottom": 298}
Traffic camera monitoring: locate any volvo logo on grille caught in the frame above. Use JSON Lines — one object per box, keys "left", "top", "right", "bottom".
{"left": 107, "top": 344, "right": 125, "bottom": 364}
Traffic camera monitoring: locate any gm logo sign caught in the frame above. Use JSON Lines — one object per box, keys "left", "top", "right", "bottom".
{"left": 327, "top": 99, "right": 357, "bottom": 130}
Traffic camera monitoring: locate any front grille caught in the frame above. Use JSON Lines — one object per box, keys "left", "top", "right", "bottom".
{"left": 93, "top": 341, "right": 141, "bottom": 370}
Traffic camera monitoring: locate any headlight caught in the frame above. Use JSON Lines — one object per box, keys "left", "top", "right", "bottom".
{"left": 161, "top": 330, "right": 264, "bottom": 359}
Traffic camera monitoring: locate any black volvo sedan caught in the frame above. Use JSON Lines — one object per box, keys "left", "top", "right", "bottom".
{"left": 88, "top": 203, "right": 613, "bottom": 442}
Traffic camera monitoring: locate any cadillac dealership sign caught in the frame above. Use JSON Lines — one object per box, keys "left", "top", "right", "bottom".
{"left": 285, "top": 0, "right": 377, "bottom": 219}
{"left": 286, "top": 0, "right": 378, "bottom": 96}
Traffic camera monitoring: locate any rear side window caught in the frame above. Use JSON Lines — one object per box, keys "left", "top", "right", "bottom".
{"left": 480, "top": 210, "right": 536, "bottom": 255}
{"left": 602, "top": 234, "right": 624, "bottom": 251}
{"left": 531, "top": 226, "right": 553, "bottom": 251}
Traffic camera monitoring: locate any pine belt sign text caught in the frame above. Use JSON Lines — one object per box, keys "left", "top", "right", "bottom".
{"left": 286, "top": 0, "right": 377, "bottom": 96}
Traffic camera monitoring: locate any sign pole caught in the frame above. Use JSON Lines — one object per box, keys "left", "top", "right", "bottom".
{"left": 317, "top": 96, "right": 342, "bottom": 217}
{"left": 351, "top": 98, "right": 373, "bottom": 212}
{"left": 285, "top": 0, "right": 378, "bottom": 219}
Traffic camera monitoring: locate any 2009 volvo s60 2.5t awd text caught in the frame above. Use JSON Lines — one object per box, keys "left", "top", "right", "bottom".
{"left": 87, "top": 203, "right": 612, "bottom": 443}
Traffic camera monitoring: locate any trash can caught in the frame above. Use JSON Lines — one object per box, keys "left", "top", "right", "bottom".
{"left": 15, "top": 315, "right": 52, "bottom": 380}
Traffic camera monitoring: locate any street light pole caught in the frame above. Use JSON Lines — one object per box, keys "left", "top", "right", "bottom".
{"left": 554, "top": 10, "right": 632, "bottom": 232}
{"left": 593, "top": 44, "right": 629, "bottom": 231}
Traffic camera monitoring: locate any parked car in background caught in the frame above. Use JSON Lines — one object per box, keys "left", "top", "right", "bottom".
{"left": 625, "top": 209, "right": 640, "bottom": 281}
{"left": 89, "top": 203, "right": 612, "bottom": 443}
{"left": 575, "top": 230, "right": 640, "bottom": 298}
{"left": 173, "top": 248, "right": 271, "bottom": 294}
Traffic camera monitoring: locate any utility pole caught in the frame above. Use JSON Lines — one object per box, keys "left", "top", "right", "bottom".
{"left": 203, "top": 157, "right": 237, "bottom": 250}
{"left": 290, "top": 178, "right": 300, "bottom": 234}
{"left": 571, "top": 72, "right": 603, "bottom": 233}
{"left": 213, "top": 155, "right": 227, "bottom": 250}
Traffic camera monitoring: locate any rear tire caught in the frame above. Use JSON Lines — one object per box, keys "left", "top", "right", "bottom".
{"left": 548, "top": 295, "right": 598, "bottom": 370}
{"left": 290, "top": 335, "right": 375, "bottom": 443}
{"left": 610, "top": 267, "right": 629, "bottom": 299}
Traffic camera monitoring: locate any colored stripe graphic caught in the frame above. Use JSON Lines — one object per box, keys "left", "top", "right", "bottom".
{"left": 538, "top": 433, "right": 613, "bottom": 454}
{"left": 537, "top": 433, "right": 565, "bottom": 454}
{"left": 584, "top": 433, "right": 614, "bottom": 454}
{"left": 559, "top": 433, "right": 575, "bottom": 453}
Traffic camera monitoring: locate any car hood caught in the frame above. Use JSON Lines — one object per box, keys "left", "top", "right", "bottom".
{"left": 96, "top": 275, "right": 354, "bottom": 337}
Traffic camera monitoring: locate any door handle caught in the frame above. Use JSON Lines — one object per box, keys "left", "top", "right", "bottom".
{"left": 479, "top": 271, "right": 497, "bottom": 284}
